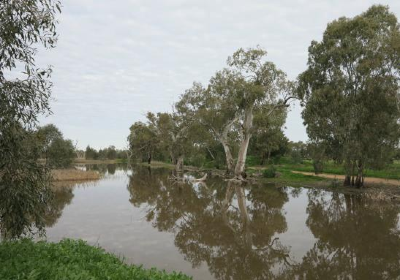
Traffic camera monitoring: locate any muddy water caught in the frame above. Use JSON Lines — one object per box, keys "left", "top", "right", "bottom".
{"left": 45, "top": 165, "right": 400, "bottom": 280}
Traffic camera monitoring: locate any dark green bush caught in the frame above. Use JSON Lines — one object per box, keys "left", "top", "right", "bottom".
{"left": 0, "top": 239, "right": 191, "bottom": 280}
{"left": 263, "top": 166, "right": 277, "bottom": 178}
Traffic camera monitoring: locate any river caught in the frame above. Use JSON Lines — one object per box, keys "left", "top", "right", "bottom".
{"left": 44, "top": 164, "right": 400, "bottom": 279}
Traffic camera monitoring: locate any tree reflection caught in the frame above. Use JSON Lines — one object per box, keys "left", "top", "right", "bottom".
{"left": 286, "top": 189, "right": 400, "bottom": 279}
{"left": 43, "top": 183, "right": 75, "bottom": 227}
{"left": 128, "top": 168, "right": 291, "bottom": 279}
{"left": 0, "top": 182, "right": 75, "bottom": 239}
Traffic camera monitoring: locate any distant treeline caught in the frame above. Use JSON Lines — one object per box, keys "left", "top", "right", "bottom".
{"left": 83, "top": 146, "right": 127, "bottom": 160}
{"left": 34, "top": 124, "right": 127, "bottom": 167}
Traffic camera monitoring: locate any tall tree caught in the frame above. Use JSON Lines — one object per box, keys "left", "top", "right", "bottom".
{"left": 298, "top": 5, "right": 400, "bottom": 187}
{"left": 0, "top": 0, "right": 61, "bottom": 238}
{"left": 36, "top": 124, "right": 63, "bottom": 160}
{"left": 147, "top": 111, "right": 193, "bottom": 174}
{"left": 128, "top": 122, "right": 158, "bottom": 164}
{"left": 47, "top": 138, "right": 75, "bottom": 168}
{"left": 250, "top": 107, "right": 288, "bottom": 165}
{"left": 178, "top": 47, "right": 294, "bottom": 179}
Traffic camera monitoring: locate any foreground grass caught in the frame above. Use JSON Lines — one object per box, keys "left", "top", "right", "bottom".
{"left": 0, "top": 239, "right": 191, "bottom": 280}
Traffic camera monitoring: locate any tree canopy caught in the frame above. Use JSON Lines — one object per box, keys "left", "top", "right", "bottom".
{"left": 298, "top": 5, "right": 400, "bottom": 187}
{"left": 0, "top": 0, "right": 61, "bottom": 238}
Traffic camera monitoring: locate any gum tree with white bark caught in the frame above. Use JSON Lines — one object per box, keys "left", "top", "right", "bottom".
{"left": 178, "top": 47, "right": 294, "bottom": 180}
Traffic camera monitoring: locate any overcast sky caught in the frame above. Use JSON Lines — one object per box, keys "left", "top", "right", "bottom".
{"left": 36, "top": 0, "right": 400, "bottom": 149}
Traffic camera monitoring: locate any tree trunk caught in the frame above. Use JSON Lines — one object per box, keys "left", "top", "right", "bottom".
{"left": 170, "top": 151, "right": 175, "bottom": 165}
{"left": 344, "top": 175, "right": 351, "bottom": 186}
{"left": 221, "top": 138, "right": 235, "bottom": 175}
{"left": 260, "top": 152, "right": 266, "bottom": 165}
{"left": 221, "top": 183, "right": 235, "bottom": 232}
{"left": 355, "top": 160, "right": 364, "bottom": 188}
{"left": 234, "top": 106, "right": 253, "bottom": 180}
{"left": 176, "top": 155, "right": 184, "bottom": 174}
{"left": 344, "top": 159, "right": 352, "bottom": 187}
{"left": 147, "top": 151, "right": 152, "bottom": 164}
{"left": 235, "top": 185, "right": 252, "bottom": 249}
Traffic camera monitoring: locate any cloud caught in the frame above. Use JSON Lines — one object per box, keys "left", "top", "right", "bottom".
{"left": 35, "top": 0, "right": 400, "bottom": 148}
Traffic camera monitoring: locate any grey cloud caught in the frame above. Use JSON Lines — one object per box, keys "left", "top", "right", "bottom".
{"left": 35, "top": 0, "right": 400, "bottom": 149}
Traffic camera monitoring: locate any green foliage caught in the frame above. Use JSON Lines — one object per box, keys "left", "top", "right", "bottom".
{"left": 128, "top": 121, "right": 158, "bottom": 164}
{"left": 85, "top": 146, "right": 128, "bottom": 161}
{"left": 298, "top": 5, "right": 400, "bottom": 186}
{"left": 0, "top": 0, "right": 61, "bottom": 239}
{"left": 176, "top": 47, "right": 293, "bottom": 177}
{"left": 36, "top": 124, "right": 76, "bottom": 168}
{"left": 250, "top": 108, "right": 288, "bottom": 165}
{"left": 47, "top": 138, "right": 75, "bottom": 168}
{"left": 85, "top": 145, "right": 99, "bottom": 160}
{"left": 36, "top": 124, "right": 63, "bottom": 154}
{"left": 263, "top": 165, "right": 277, "bottom": 178}
{"left": 0, "top": 239, "right": 191, "bottom": 280}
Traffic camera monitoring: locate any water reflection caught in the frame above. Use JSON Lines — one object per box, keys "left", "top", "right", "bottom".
{"left": 128, "top": 168, "right": 293, "bottom": 279}
{"left": 285, "top": 189, "right": 400, "bottom": 279}
{"left": 43, "top": 184, "right": 75, "bottom": 227}
{"left": 127, "top": 167, "right": 400, "bottom": 280}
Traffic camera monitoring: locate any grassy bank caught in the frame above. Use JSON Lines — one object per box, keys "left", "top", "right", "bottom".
{"left": 246, "top": 156, "right": 400, "bottom": 180}
{"left": 51, "top": 169, "right": 100, "bottom": 181}
{"left": 279, "top": 160, "right": 400, "bottom": 180}
{"left": 131, "top": 158, "right": 400, "bottom": 186}
{"left": 0, "top": 239, "right": 191, "bottom": 280}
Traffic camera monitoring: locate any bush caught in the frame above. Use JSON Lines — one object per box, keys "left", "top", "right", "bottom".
{"left": 263, "top": 165, "right": 277, "bottom": 178}
{"left": 47, "top": 138, "right": 75, "bottom": 168}
{"left": 0, "top": 239, "right": 191, "bottom": 280}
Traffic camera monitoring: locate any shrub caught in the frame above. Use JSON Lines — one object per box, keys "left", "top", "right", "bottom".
{"left": 263, "top": 166, "right": 277, "bottom": 178}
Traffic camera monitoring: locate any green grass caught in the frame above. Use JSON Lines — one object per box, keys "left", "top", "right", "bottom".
{"left": 275, "top": 168, "right": 326, "bottom": 182}
{"left": 0, "top": 239, "right": 191, "bottom": 280}
{"left": 247, "top": 165, "right": 326, "bottom": 184}
{"left": 280, "top": 160, "right": 400, "bottom": 180}
{"left": 247, "top": 156, "right": 400, "bottom": 180}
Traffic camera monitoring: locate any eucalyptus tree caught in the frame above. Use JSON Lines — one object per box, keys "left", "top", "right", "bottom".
{"left": 298, "top": 5, "right": 400, "bottom": 187}
{"left": 178, "top": 47, "right": 294, "bottom": 179}
{"left": 147, "top": 111, "right": 196, "bottom": 174}
{"left": 47, "top": 138, "right": 75, "bottom": 168}
{"left": 0, "top": 0, "right": 61, "bottom": 238}
{"left": 36, "top": 124, "right": 63, "bottom": 159}
{"left": 250, "top": 107, "right": 288, "bottom": 165}
{"left": 128, "top": 121, "right": 158, "bottom": 164}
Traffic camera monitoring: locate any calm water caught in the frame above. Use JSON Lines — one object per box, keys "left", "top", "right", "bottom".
{"left": 45, "top": 165, "right": 400, "bottom": 280}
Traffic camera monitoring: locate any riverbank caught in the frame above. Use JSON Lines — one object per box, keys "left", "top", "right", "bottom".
{"left": 0, "top": 239, "right": 190, "bottom": 280}
{"left": 139, "top": 161, "right": 400, "bottom": 201}
{"left": 291, "top": 171, "right": 400, "bottom": 187}
{"left": 73, "top": 159, "right": 127, "bottom": 164}
{"left": 51, "top": 169, "right": 100, "bottom": 181}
